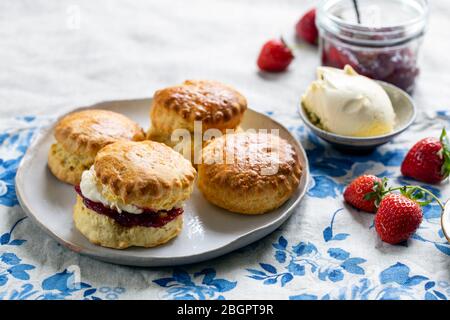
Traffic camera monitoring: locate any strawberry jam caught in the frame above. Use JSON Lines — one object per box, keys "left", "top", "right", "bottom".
{"left": 75, "top": 186, "right": 182, "bottom": 228}
{"left": 321, "top": 44, "right": 419, "bottom": 94}
{"left": 316, "top": 0, "right": 428, "bottom": 95}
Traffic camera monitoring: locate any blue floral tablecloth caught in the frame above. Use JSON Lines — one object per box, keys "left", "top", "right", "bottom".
{"left": 1, "top": 0, "right": 450, "bottom": 300}
{"left": 1, "top": 110, "right": 450, "bottom": 300}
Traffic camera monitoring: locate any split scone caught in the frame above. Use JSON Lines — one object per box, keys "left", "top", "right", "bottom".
{"left": 48, "top": 109, "right": 145, "bottom": 185}
{"left": 197, "top": 132, "right": 302, "bottom": 214}
{"left": 73, "top": 140, "right": 196, "bottom": 249}
{"left": 148, "top": 80, "right": 247, "bottom": 162}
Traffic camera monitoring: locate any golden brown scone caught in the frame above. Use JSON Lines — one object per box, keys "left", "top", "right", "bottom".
{"left": 55, "top": 109, "right": 145, "bottom": 157}
{"left": 197, "top": 132, "right": 302, "bottom": 214}
{"left": 48, "top": 143, "right": 94, "bottom": 185}
{"left": 73, "top": 196, "right": 182, "bottom": 249}
{"left": 48, "top": 109, "right": 145, "bottom": 185}
{"left": 74, "top": 140, "right": 196, "bottom": 249}
{"left": 93, "top": 140, "right": 196, "bottom": 210}
{"left": 148, "top": 80, "right": 247, "bottom": 142}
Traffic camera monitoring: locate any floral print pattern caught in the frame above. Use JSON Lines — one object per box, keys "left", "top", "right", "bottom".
{"left": 1, "top": 112, "right": 450, "bottom": 300}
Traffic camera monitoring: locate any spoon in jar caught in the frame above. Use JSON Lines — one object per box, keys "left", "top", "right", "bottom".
{"left": 352, "top": 0, "right": 361, "bottom": 24}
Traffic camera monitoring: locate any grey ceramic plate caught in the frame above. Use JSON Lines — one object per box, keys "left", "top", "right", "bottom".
{"left": 298, "top": 81, "right": 416, "bottom": 151}
{"left": 15, "top": 98, "right": 310, "bottom": 267}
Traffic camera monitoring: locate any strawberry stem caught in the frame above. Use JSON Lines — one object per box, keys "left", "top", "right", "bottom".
{"left": 280, "top": 36, "right": 295, "bottom": 58}
{"left": 386, "top": 185, "right": 444, "bottom": 210}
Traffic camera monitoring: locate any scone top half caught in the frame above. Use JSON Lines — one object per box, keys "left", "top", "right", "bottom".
{"left": 149, "top": 80, "right": 247, "bottom": 140}
{"left": 78, "top": 140, "right": 196, "bottom": 213}
{"left": 48, "top": 109, "right": 145, "bottom": 185}
{"left": 197, "top": 132, "right": 302, "bottom": 214}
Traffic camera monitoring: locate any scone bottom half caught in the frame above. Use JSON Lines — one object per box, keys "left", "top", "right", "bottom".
{"left": 73, "top": 140, "right": 196, "bottom": 249}
{"left": 73, "top": 195, "right": 183, "bottom": 249}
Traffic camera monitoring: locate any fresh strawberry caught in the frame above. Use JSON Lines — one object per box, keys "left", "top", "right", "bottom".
{"left": 295, "top": 9, "right": 318, "bottom": 45}
{"left": 345, "top": 176, "right": 443, "bottom": 244}
{"left": 374, "top": 193, "right": 423, "bottom": 244}
{"left": 401, "top": 128, "right": 450, "bottom": 184}
{"left": 343, "top": 175, "right": 384, "bottom": 213}
{"left": 257, "top": 38, "right": 294, "bottom": 72}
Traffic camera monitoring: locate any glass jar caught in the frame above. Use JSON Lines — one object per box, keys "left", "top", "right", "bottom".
{"left": 316, "top": 0, "right": 429, "bottom": 94}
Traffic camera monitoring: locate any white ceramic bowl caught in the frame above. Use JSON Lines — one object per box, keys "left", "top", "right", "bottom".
{"left": 298, "top": 81, "right": 417, "bottom": 152}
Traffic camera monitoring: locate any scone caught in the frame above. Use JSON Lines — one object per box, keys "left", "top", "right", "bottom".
{"left": 148, "top": 80, "right": 247, "bottom": 162}
{"left": 48, "top": 109, "right": 145, "bottom": 185}
{"left": 73, "top": 140, "right": 196, "bottom": 249}
{"left": 197, "top": 132, "right": 302, "bottom": 214}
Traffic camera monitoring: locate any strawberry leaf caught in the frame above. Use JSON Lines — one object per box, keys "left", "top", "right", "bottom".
{"left": 410, "top": 189, "right": 424, "bottom": 200}
{"left": 416, "top": 199, "right": 433, "bottom": 207}
{"left": 400, "top": 186, "right": 409, "bottom": 197}
{"left": 363, "top": 192, "right": 376, "bottom": 200}
{"left": 365, "top": 177, "right": 389, "bottom": 208}
{"left": 395, "top": 186, "right": 443, "bottom": 208}
{"left": 439, "top": 128, "right": 450, "bottom": 179}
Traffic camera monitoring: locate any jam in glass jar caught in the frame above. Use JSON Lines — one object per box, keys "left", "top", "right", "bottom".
{"left": 316, "top": 0, "right": 429, "bottom": 94}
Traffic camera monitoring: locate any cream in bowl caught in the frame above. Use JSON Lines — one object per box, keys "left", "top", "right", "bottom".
{"left": 299, "top": 65, "right": 415, "bottom": 151}
{"left": 302, "top": 65, "right": 396, "bottom": 137}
